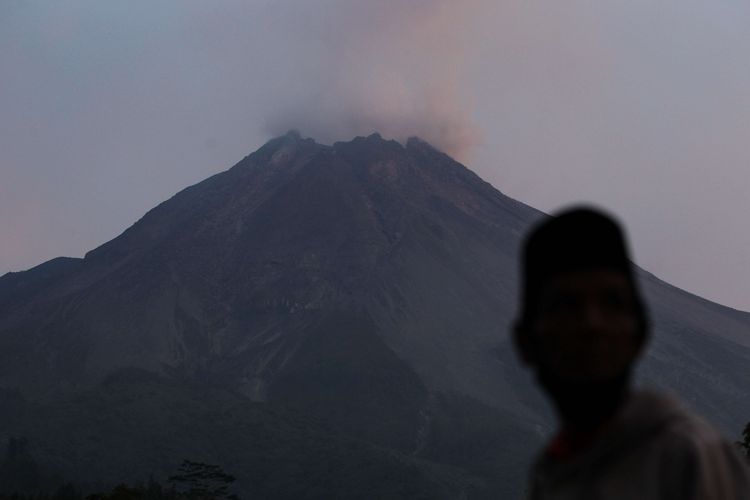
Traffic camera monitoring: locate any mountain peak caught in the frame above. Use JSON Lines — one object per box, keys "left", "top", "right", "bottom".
{"left": 273, "top": 128, "right": 317, "bottom": 149}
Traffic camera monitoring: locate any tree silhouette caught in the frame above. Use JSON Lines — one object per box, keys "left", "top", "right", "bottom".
{"left": 739, "top": 421, "right": 750, "bottom": 461}
{"left": 0, "top": 436, "right": 42, "bottom": 493}
{"left": 168, "top": 460, "right": 237, "bottom": 499}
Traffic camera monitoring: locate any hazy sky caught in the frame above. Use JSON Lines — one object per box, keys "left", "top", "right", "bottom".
{"left": 2, "top": 1, "right": 749, "bottom": 311}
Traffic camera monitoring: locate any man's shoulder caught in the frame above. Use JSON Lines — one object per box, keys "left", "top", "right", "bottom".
{"left": 619, "top": 390, "right": 732, "bottom": 457}
{"left": 625, "top": 390, "right": 730, "bottom": 447}
{"left": 618, "top": 389, "right": 750, "bottom": 498}
{"left": 530, "top": 390, "right": 750, "bottom": 499}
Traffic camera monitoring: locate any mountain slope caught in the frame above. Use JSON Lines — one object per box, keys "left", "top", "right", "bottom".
{"left": 1, "top": 131, "right": 748, "bottom": 498}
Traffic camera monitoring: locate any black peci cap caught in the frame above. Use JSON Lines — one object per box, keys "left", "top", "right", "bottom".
{"left": 517, "top": 206, "right": 644, "bottom": 329}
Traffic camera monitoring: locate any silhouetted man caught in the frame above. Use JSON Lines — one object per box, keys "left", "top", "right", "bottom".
{"left": 514, "top": 207, "right": 750, "bottom": 499}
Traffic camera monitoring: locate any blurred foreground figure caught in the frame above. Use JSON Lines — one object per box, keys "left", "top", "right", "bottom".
{"left": 514, "top": 207, "right": 750, "bottom": 499}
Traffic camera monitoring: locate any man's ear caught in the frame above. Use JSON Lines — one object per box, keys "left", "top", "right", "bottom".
{"left": 513, "top": 322, "right": 537, "bottom": 366}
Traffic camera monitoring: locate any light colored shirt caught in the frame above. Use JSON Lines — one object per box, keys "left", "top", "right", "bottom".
{"left": 528, "top": 389, "right": 750, "bottom": 499}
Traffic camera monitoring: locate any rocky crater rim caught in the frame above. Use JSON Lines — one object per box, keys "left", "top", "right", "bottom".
{"left": 275, "top": 129, "right": 442, "bottom": 154}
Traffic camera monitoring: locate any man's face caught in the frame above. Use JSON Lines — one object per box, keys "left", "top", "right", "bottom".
{"left": 529, "top": 268, "right": 642, "bottom": 382}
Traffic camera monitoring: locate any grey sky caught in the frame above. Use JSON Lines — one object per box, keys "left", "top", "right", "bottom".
{"left": 1, "top": 1, "right": 749, "bottom": 311}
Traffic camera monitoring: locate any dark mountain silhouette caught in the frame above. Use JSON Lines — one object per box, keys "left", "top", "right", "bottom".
{"left": 1, "top": 131, "right": 749, "bottom": 498}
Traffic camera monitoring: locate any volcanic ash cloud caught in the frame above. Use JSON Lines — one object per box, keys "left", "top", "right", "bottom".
{"left": 260, "top": 0, "right": 484, "bottom": 161}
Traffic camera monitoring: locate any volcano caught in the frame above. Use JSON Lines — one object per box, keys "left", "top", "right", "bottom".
{"left": 1, "top": 131, "right": 749, "bottom": 498}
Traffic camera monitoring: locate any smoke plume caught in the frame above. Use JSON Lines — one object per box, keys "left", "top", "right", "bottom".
{"left": 258, "top": 0, "right": 483, "bottom": 160}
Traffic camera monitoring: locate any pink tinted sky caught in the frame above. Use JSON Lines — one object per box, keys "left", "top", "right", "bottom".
{"left": 1, "top": 0, "right": 749, "bottom": 311}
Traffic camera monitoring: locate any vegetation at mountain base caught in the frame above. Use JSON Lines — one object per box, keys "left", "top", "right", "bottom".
{"left": 0, "top": 478, "right": 200, "bottom": 500}
{"left": 0, "top": 437, "right": 65, "bottom": 495}
{"left": 0, "top": 439, "right": 238, "bottom": 499}
{"left": 738, "top": 421, "right": 750, "bottom": 461}
{"left": 167, "top": 461, "right": 238, "bottom": 499}
{"left": 0, "top": 458, "right": 240, "bottom": 499}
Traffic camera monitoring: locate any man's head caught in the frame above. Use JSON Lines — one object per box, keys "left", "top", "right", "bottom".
{"left": 514, "top": 207, "right": 649, "bottom": 429}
